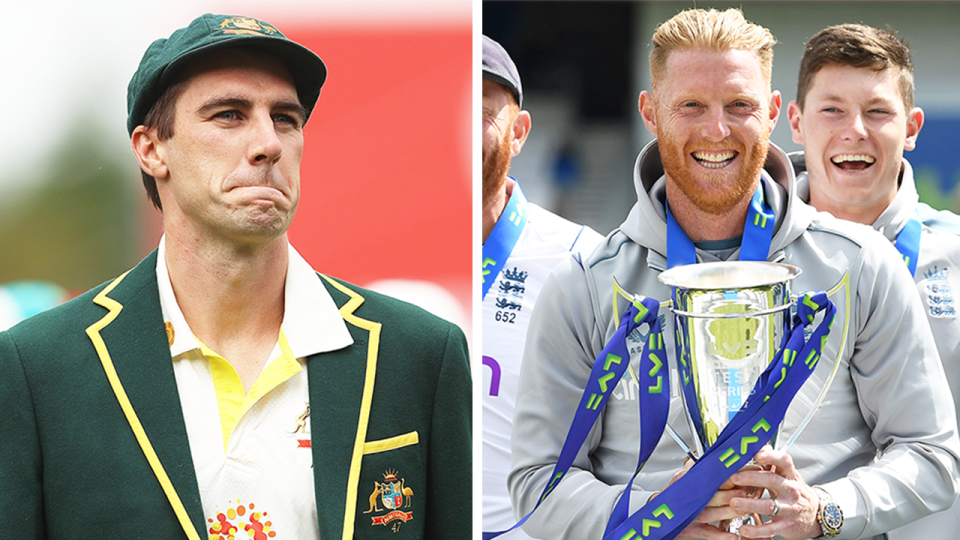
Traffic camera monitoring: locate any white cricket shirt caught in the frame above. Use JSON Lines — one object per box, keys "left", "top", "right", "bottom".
{"left": 157, "top": 238, "right": 353, "bottom": 539}
{"left": 482, "top": 186, "right": 603, "bottom": 537}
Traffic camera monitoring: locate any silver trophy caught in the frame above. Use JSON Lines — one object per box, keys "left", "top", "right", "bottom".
{"left": 658, "top": 261, "right": 799, "bottom": 454}
{"left": 658, "top": 261, "right": 801, "bottom": 533}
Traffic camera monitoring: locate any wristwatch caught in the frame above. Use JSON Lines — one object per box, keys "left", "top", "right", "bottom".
{"left": 813, "top": 486, "right": 843, "bottom": 538}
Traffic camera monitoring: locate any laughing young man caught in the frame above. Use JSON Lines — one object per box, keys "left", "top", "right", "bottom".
{"left": 787, "top": 24, "right": 960, "bottom": 539}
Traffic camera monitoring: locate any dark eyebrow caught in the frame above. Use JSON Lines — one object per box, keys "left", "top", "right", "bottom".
{"left": 196, "top": 96, "right": 253, "bottom": 116}
{"left": 274, "top": 100, "right": 308, "bottom": 124}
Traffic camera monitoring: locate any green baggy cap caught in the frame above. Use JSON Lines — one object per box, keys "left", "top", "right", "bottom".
{"left": 127, "top": 13, "right": 327, "bottom": 135}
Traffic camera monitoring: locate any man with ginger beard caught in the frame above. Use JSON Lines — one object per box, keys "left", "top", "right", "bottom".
{"left": 787, "top": 24, "right": 960, "bottom": 540}
{"left": 481, "top": 35, "right": 602, "bottom": 539}
{"left": 509, "top": 8, "right": 958, "bottom": 540}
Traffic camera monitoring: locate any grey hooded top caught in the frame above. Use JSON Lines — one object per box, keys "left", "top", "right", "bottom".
{"left": 509, "top": 140, "right": 960, "bottom": 540}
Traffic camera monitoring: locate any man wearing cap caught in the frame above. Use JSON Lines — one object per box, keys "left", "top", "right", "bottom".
{"left": 0, "top": 13, "right": 470, "bottom": 540}
{"left": 481, "top": 35, "right": 603, "bottom": 539}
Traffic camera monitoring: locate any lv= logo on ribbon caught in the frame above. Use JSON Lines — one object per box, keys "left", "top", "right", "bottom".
{"left": 603, "top": 290, "right": 836, "bottom": 540}
{"left": 481, "top": 286, "right": 669, "bottom": 540}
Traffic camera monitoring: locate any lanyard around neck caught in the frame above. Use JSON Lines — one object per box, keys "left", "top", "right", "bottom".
{"left": 894, "top": 216, "right": 921, "bottom": 277}
{"left": 481, "top": 182, "right": 529, "bottom": 299}
{"left": 666, "top": 184, "right": 776, "bottom": 268}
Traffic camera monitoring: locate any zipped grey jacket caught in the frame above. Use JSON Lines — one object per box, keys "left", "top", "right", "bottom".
{"left": 509, "top": 141, "right": 960, "bottom": 540}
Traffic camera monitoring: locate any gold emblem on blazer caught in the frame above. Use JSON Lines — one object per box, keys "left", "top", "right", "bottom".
{"left": 364, "top": 470, "right": 414, "bottom": 531}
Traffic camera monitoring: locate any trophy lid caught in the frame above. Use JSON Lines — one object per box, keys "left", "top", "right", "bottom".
{"left": 658, "top": 261, "right": 801, "bottom": 290}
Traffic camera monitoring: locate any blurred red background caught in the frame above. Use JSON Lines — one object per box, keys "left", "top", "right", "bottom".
{"left": 287, "top": 26, "right": 472, "bottom": 313}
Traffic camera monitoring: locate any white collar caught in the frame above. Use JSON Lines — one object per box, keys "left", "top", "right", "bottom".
{"left": 156, "top": 236, "right": 353, "bottom": 359}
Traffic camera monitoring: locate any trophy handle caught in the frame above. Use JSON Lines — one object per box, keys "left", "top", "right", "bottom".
{"left": 780, "top": 272, "right": 851, "bottom": 450}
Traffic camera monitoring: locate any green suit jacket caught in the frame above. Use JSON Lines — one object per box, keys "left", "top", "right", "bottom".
{"left": 0, "top": 251, "right": 471, "bottom": 539}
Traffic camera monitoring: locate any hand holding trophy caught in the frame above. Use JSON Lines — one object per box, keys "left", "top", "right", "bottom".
{"left": 726, "top": 445, "right": 825, "bottom": 540}
{"left": 605, "top": 262, "right": 835, "bottom": 538}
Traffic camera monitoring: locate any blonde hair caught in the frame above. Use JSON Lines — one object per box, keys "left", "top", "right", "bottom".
{"left": 650, "top": 8, "right": 776, "bottom": 92}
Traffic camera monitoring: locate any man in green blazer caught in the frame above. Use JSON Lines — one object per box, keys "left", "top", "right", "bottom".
{"left": 0, "top": 13, "right": 471, "bottom": 540}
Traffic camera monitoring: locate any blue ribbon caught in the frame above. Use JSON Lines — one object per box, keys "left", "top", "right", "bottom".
{"left": 894, "top": 217, "right": 921, "bottom": 277}
{"left": 482, "top": 181, "right": 529, "bottom": 300}
{"left": 667, "top": 185, "right": 775, "bottom": 268}
{"left": 482, "top": 296, "right": 668, "bottom": 540}
{"left": 603, "top": 292, "right": 835, "bottom": 540}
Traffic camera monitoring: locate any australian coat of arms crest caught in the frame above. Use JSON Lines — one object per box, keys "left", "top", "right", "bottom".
{"left": 364, "top": 470, "right": 414, "bottom": 531}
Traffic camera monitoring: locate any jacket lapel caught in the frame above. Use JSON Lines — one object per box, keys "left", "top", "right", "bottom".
{"left": 86, "top": 251, "right": 205, "bottom": 539}
{"left": 308, "top": 275, "right": 382, "bottom": 540}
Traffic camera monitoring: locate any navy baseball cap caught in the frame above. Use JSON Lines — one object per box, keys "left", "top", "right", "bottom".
{"left": 127, "top": 13, "right": 327, "bottom": 135}
{"left": 482, "top": 35, "right": 522, "bottom": 107}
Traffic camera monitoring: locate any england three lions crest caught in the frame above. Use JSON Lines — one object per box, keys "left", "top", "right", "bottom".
{"left": 923, "top": 266, "right": 956, "bottom": 318}
{"left": 363, "top": 470, "right": 414, "bottom": 531}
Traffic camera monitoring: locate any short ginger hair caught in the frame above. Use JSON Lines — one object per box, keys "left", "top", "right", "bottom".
{"left": 649, "top": 8, "right": 776, "bottom": 94}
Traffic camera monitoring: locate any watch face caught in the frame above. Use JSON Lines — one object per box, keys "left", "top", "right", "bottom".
{"left": 824, "top": 503, "right": 843, "bottom": 530}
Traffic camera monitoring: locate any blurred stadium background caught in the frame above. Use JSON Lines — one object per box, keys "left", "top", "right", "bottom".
{"left": 0, "top": 0, "right": 471, "bottom": 337}
{"left": 484, "top": 1, "right": 960, "bottom": 237}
